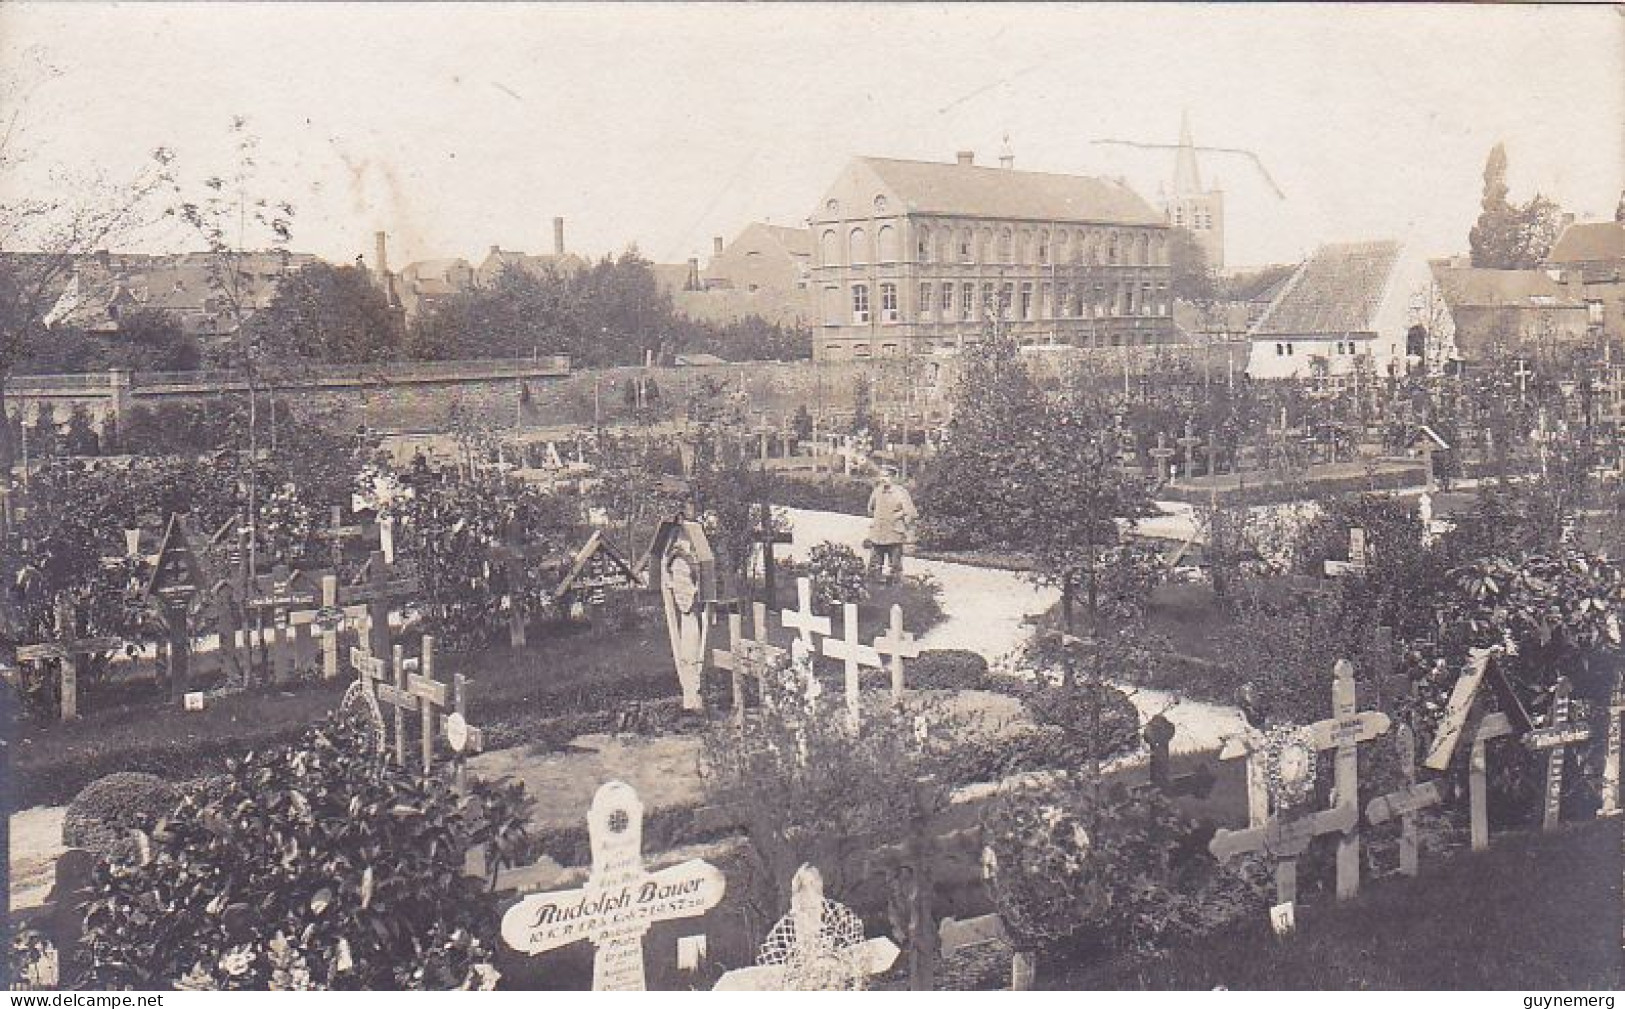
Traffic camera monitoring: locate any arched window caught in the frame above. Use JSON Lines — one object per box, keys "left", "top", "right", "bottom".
{"left": 1137, "top": 232, "right": 1150, "bottom": 266}
{"left": 959, "top": 229, "right": 974, "bottom": 263}
{"left": 916, "top": 225, "right": 931, "bottom": 263}
{"left": 877, "top": 225, "right": 899, "bottom": 263}
{"left": 1107, "top": 232, "right": 1119, "bottom": 264}
{"left": 1014, "top": 231, "right": 1029, "bottom": 265}
{"left": 849, "top": 227, "right": 868, "bottom": 266}
{"left": 820, "top": 229, "right": 839, "bottom": 267}
{"left": 1038, "top": 231, "right": 1051, "bottom": 265}
{"left": 998, "top": 228, "right": 1014, "bottom": 263}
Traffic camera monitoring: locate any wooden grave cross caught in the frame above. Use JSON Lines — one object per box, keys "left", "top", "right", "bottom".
{"left": 17, "top": 593, "right": 119, "bottom": 721}
{"left": 712, "top": 864, "right": 900, "bottom": 990}
{"left": 501, "top": 781, "right": 726, "bottom": 991}
{"left": 1176, "top": 419, "right": 1203, "bottom": 481}
{"left": 1147, "top": 432, "right": 1176, "bottom": 484}
{"left": 781, "top": 576, "right": 832, "bottom": 649}
{"left": 403, "top": 636, "right": 452, "bottom": 775}
{"left": 872, "top": 603, "right": 920, "bottom": 704}
{"left": 437, "top": 666, "right": 486, "bottom": 790}
{"left": 144, "top": 513, "right": 208, "bottom": 703}
{"left": 751, "top": 502, "right": 793, "bottom": 604}
{"left": 1466, "top": 706, "right": 1516, "bottom": 851}
{"left": 822, "top": 602, "right": 883, "bottom": 733}
{"left": 1364, "top": 723, "right": 1446, "bottom": 877}
{"left": 302, "top": 574, "right": 369, "bottom": 680}
{"left": 1210, "top": 660, "right": 1389, "bottom": 924}
{"left": 316, "top": 504, "right": 370, "bottom": 570}
{"left": 708, "top": 600, "right": 749, "bottom": 727}
{"left": 1600, "top": 679, "right": 1623, "bottom": 818}
{"left": 1524, "top": 677, "right": 1592, "bottom": 831}
{"left": 1423, "top": 645, "right": 1532, "bottom": 773}
{"left": 369, "top": 643, "right": 420, "bottom": 768}
{"left": 491, "top": 529, "right": 554, "bottom": 648}
{"left": 340, "top": 550, "right": 421, "bottom": 669}
{"left": 244, "top": 565, "right": 322, "bottom": 683}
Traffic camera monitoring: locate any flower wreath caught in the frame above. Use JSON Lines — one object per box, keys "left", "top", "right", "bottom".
{"left": 1261, "top": 724, "right": 1318, "bottom": 809}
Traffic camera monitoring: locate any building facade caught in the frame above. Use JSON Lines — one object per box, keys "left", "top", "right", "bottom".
{"left": 1431, "top": 260, "right": 1590, "bottom": 365}
{"left": 1544, "top": 207, "right": 1625, "bottom": 345}
{"left": 807, "top": 153, "right": 1176, "bottom": 362}
{"left": 1160, "top": 114, "right": 1225, "bottom": 271}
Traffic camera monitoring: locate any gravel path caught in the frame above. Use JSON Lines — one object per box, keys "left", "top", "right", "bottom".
{"left": 782, "top": 507, "right": 1249, "bottom": 754}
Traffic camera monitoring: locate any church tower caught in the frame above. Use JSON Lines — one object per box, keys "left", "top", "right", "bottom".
{"left": 1161, "top": 113, "right": 1226, "bottom": 271}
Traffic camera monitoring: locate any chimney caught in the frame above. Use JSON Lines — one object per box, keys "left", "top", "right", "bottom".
{"left": 687, "top": 257, "right": 700, "bottom": 291}
{"left": 956, "top": 150, "right": 974, "bottom": 166}
{"left": 490, "top": 244, "right": 501, "bottom": 255}
{"left": 999, "top": 152, "right": 1014, "bottom": 170}
{"left": 553, "top": 216, "right": 566, "bottom": 256}
{"left": 713, "top": 235, "right": 725, "bottom": 256}
{"left": 374, "top": 232, "right": 388, "bottom": 278}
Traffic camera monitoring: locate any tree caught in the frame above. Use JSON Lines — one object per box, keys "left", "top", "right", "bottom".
{"left": 1167, "top": 228, "right": 1218, "bottom": 308}
{"left": 248, "top": 262, "right": 401, "bottom": 364}
{"left": 1469, "top": 143, "right": 1564, "bottom": 269}
{"left": 0, "top": 51, "right": 175, "bottom": 467}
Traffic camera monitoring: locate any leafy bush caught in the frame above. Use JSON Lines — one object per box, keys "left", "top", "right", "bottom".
{"left": 78, "top": 716, "right": 531, "bottom": 990}
{"left": 62, "top": 772, "right": 182, "bottom": 858}
{"left": 982, "top": 774, "right": 1262, "bottom": 958}
{"left": 907, "top": 649, "right": 990, "bottom": 690}
{"left": 770, "top": 475, "right": 873, "bottom": 516}
{"left": 1024, "top": 682, "right": 1143, "bottom": 762}
{"left": 798, "top": 541, "right": 870, "bottom": 608}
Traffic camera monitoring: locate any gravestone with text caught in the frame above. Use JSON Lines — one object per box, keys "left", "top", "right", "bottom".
{"left": 501, "top": 781, "right": 726, "bottom": 990}
{"left": 1524, "top": 677, "right": 1591, "bottom": 832}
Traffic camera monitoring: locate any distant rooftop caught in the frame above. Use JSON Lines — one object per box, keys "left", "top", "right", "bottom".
{"left": 854, "top": 156, "right": 1165, "bottom": 226}
{"left": 1252, "top": 241, "right": 1402, "bottom": 336}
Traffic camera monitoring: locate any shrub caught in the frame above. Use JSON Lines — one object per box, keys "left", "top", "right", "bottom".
{"left": 982, "top": 774, "right": 1262, "bottom": 959}
{"left": 908, "top": 649, "right": 990, "bottom": 690}
{"left": 62, "top": 773, "right": 182, "bottom": 857}
{"left": 770, "top": 475, "right": 873, "bottom": 516}
{"left": 1024, "top": 682, "right": 1142, "bottom": 763}
{"left": 78, "top": 716, "right": 531, "bottom": 990}
{"left": 800, "top": 541, "right": 869, "bottom": 608}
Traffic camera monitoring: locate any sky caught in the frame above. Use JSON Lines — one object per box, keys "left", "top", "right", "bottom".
{"left": 2, "top": 2, "right": 1621, "bottom": 271}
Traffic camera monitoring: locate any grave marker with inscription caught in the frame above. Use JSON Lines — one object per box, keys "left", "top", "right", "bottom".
{"left": 501, "top": 781, "right": 725, "bottom": 990}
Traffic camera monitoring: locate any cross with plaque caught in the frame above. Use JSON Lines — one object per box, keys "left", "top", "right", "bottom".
{"left": 1147, "top": 432, "right": 1176, "bottom": 485}
{"left": 1177, "top": 420, "right": 1203, "bottom": 482}
{"left": 245, "top": 565, "right": 322, "bottom": 683}
{"left": 1210, "top": 659, "right": 1390, "bottom": 924}
{"left": 1525, "top": 677, "right": 1591, "bottom": 831}
{"left": 822, "top": 602, "right": 883, "bottom": 733}
{"left": 145, "top": 513, "right": 208, "bottom": 703}
{"left": 1364, "top": 723, "right": 1446, "bottom": 877}
{"left": 501, "top": 781, "right": 726, "bottom": 990}
{"left": 339, "top": 550, "right": 420, "bottom": 672}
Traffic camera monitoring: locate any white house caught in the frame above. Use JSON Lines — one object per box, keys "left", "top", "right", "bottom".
{"left": 1246, "top": 240, "right": 1448, "bottom": 383}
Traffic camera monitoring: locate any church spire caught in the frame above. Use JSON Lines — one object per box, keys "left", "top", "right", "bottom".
{"left": 1173, "top": 110, "right": 1202, "bottom": 195}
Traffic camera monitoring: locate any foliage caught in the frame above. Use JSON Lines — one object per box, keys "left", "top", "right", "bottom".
{"left": 78, "top": 716, "right": 531, "bottom": 990}
{"left": 906, "top": 648, "right": 990, "bottom": 690}
{"left": 800, "top": 540, "right": 869, "bottom": 607}
{"left": 16, "top": 309, "right": 201, "bottom": 375}
{"left": 770, "top": 474, "right": 872, "bottom": 516}
{"left": 247, "top": 262, "right": 402, "bottom": 364}
{"left": 63, "top": 772, "right": 182, "bottom": 857}
{"left": 1167, "top": 228, "right": 1218, "bottom": 306}
{"left": 1468, "top": 143, "right": 1564, "bottom": 270}
{"left": 1022, "top": 682, "right": 1142, "bottom": 763}
{"left": 701, "top": 652, "right": 957, "bottom": 911}
{"left": 982, "top": 774, "right": 1256, "bottom": 957}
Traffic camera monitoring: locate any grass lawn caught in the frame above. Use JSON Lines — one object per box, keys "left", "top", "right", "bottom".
{"left": 1051, "top": 817, "right": 1623, "bottom": 990}
{"left": 8, "top": 578, "right": 946, "bottom": 809}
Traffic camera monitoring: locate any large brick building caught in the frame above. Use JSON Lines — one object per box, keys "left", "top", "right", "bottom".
{"left": 807, "top": 152, "right": 1176, "bottom": 362}
{"left": 1544, "top": 206, "right": 1625, "bottom": 344}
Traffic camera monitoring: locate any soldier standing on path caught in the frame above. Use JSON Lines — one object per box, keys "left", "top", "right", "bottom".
{"left": 866, "top": 465, "right": 917, "bottom": 585}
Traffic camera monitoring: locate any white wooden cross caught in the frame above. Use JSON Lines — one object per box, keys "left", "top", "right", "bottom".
{"left": 822, "top": 602, "right": 883, "bottom": 732}
{"left": 872, "top": 603, "right": 920, "bottom": 704}
{"left": 1365, "top": 723, "right": 1446, "bottom": 877}
{"left": 309, "top": 575, "right": 369, "bottom": 680}
{"left": 711, "top": 600, "right": 785, "bottom": 727}
{"left": 404, "top": 637, "right": 451, "bottom": 775}
{"left": 712, "top": 864, "right": 900, "bottom": 990}
{"left": 1512, "top": 357, "right": 1533, "bottom": 403}
{"left": 1599, "top": 679, "right": 1623, "bottom": 818}
{"left": 1211, "top": 659, "right": 1390, "bottom": 921}
{"left": 1467, "top": 707, "right": 1516, "bottom": 851}
{"left": 781, "top": 576, "right": 831, "bottom": 649}
{"left": 501, "top": 781, "right": 726, "bottom": 990}
{"left": 1525, "top": 677, "right": 1591, "bottom": 832}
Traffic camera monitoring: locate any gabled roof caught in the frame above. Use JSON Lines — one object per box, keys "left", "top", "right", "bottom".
{"left": 853, "top": 157, "right": 1165, "bottom": 226}
{"left": 1252, "top": 241, "right": 1403, "bottom": 337}
{"left": 757, "top": 224, "right": 812, "bottom": 257}
{"left": 1548, "top": 221, "right": 1625, "bottom": 265}
{"left": 1430, "top": 264, "right": 1581, "bottom": 308}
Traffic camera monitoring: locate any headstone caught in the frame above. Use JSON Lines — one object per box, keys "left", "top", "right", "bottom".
{"left": 1364, "top": 723, "right": 1445, "bottom": 876}
{"left": 1525, "top": 677, "right": 1591, "bottom": 831}
{"left": 657, "top": 520, "right": 717, "bottom": 711}
{"left": 712, "top": 864, "right": 900, "bottom": 990}
{"left": 822, "top": 602, "right": 882, "bottom": 733}
{"left": 501, "top": 781, "right": 726, "bottom": 990}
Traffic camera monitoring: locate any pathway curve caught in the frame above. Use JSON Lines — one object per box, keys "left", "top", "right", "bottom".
{"left": 783, "top": 507, "right": 1249, "bottom": 754}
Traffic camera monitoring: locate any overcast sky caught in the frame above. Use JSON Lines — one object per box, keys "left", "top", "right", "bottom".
{"left": 3, "top": 2, "right": 1621, "bottom": 270}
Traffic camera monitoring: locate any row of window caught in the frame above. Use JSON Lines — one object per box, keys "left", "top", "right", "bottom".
{"left": 1170, "top": 207, "right": 1217, "bottom": 231}
{"left": 837, "top": 280, "right": 1170, "bottom": 326}
{"left": 819, "top": 223, "right": 1168, "bottom": 269}
{"left": 1273, "top": 340, "right": 1366, "bottom": 358}
{"left": 828, "top": 328, "right": 1169, "bottom": 359}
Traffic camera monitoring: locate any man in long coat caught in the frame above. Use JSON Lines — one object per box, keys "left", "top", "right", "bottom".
{"left": 865, "top": 466, "right": 917, "bottom": 585}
